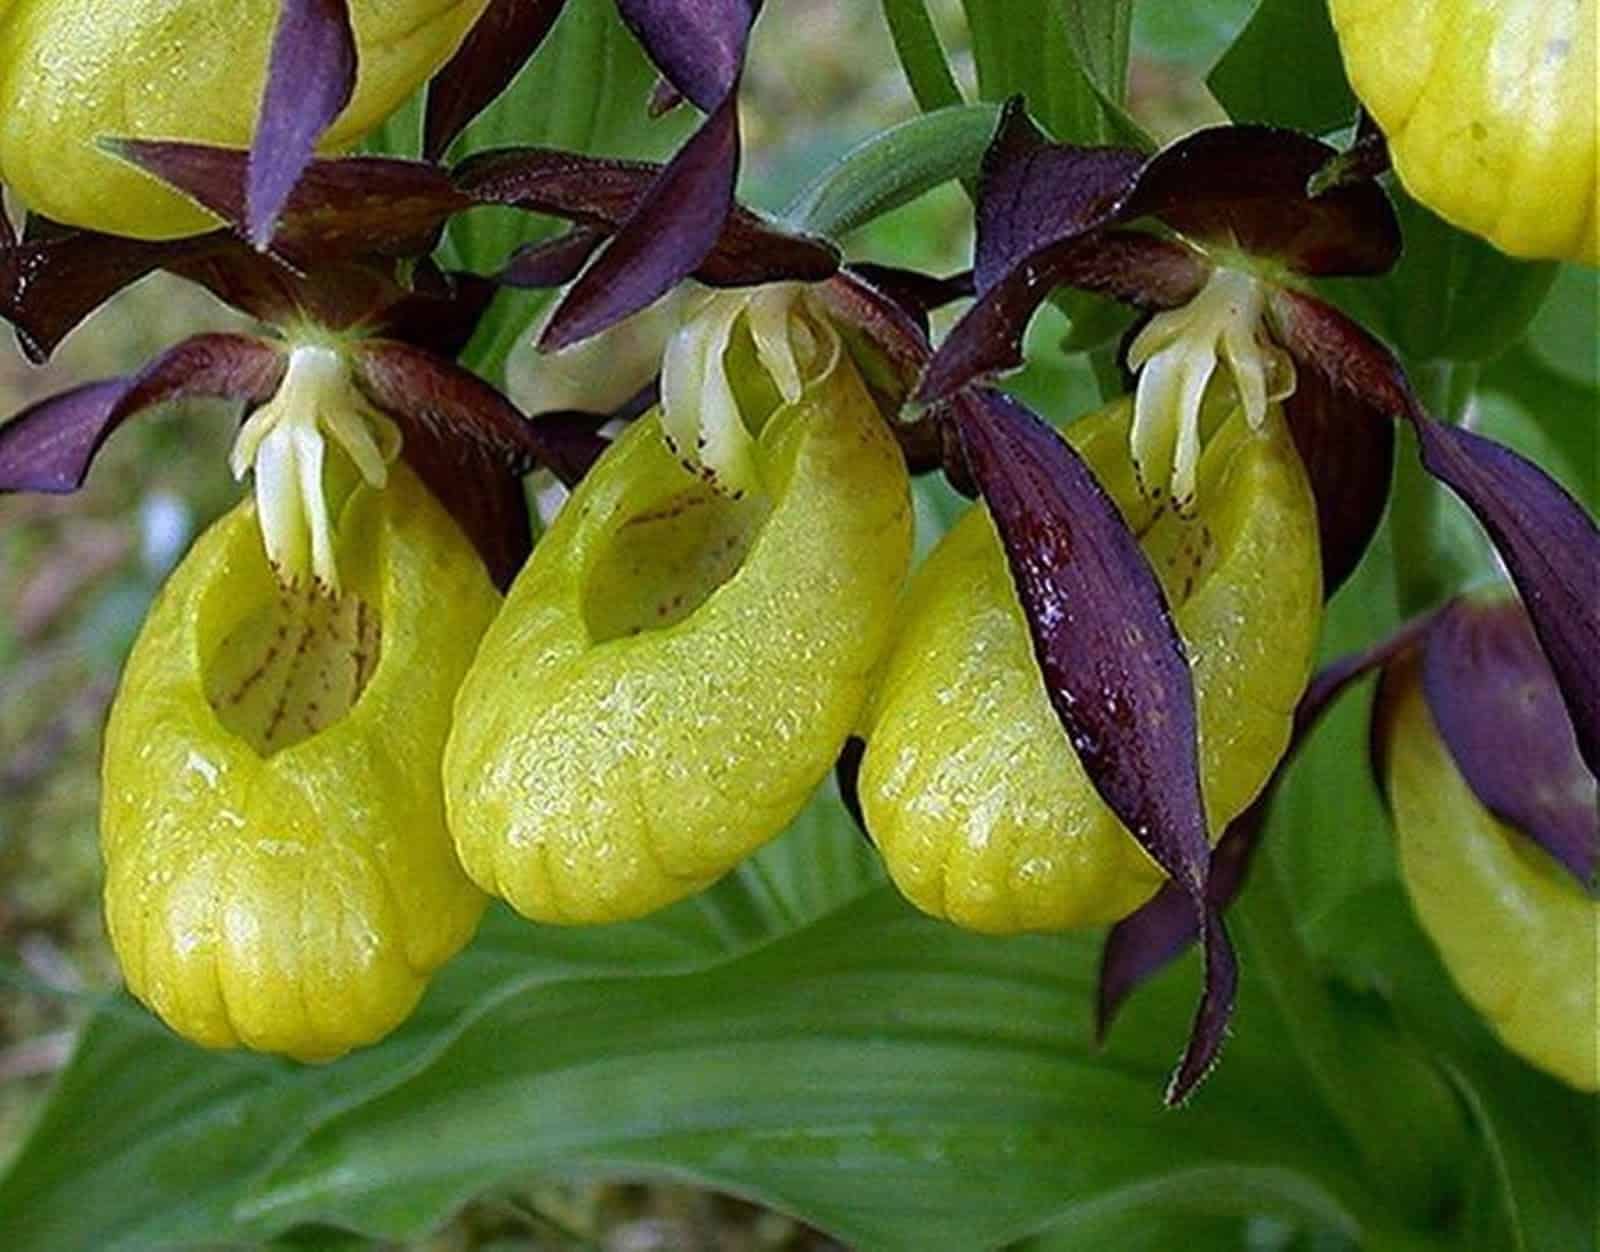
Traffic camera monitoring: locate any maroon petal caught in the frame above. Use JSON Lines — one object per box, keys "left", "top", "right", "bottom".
{"left": 950, "top": 386, "right": 1231, "bottom": 1102}
{"left": 1413, "top": 426, "right": 1600, "bottom": 781}
{"left": 498, "top": 227, "right": 608, "bottom": 288}
{"left": 1266, "top": 288, "right": 1414, "bottom": 419}
{"left": 248, "top": 0, "right": 357, "bottom": 248}
{"left": 1097, "top": 613, "right": 1438, "bottom": 1053}
{"left": 352, "top": 339, "right": 605, "bottom": 485}
{"left": 616, "top": 0, "right": 753, "bottom": 112}
{"left": 349, "top": 341, "right": 538, "bottom": 587}
{"left": 0, "top": 227, "right": 230, "bottom": 363}
{"left": 1280, "top": 354, "right": 1394, "bottom": 595}
{"left": 1126, "top": 125, "right": 1400, "bottom": 277}
{"left": 371, "top": 265, "right": 501, "bottom": 359}
{"left": 973, "top": 99, "right": 1145, "bottom": 294}
{"left": 106, "top": 141, "right": 468, "bottom": 266}
{"left": 540, "top": 93, "right": 741, "bottom": 350}
{"left": 690, "top": 211, "right": 838, "bottom": 288}
{"left": 817, "top": 268, "right": 934, "bottom": 390}
{"left": 843, "top": 263, "right": 974, "bottom": 326}
{"left": 453, "top": 147, "right": 658, "bottom": 224}
{"left": 454, "top": 146, "right": 837, "bottom": 290}
{"left": 423, "top": 0, "right": 568, "bottom": 161}
{"left": 0, "top": 334, "right": 284, "bottom": 493}
{"left": 1271, "top": 287, "right": 1600, "bottom": 773}
{"left": 1423, "top": 598, "right": 1598, "bottom": 885}
{"left": 917, "top": 230, "right": 1205, "bottom": 405}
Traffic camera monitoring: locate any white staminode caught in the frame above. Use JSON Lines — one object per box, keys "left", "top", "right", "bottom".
{"left": 228, "top": 344, "right": 397, "bottom": 594}
{"left": 659, "top": 282, "right": 838, "bottom": 499}
{"left": 1125, "top": 266, "right": 1294, "bottom": 509}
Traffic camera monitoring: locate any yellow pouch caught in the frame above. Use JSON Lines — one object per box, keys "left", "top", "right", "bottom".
{"left": 101, "top": 462, "right": 495, "bottom": 1060}
{"left": 860, "top": 397, "right": 1321, "bottom": 933}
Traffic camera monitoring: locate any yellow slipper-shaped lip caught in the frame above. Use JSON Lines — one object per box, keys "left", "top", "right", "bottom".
{"left": 445, "top": 354, "right": 912, "bottom": 925}
{"left": 860, "top": 396, "right": 1322, "bottom": 934}
{"left": 101, "top": 463, "right": 496, "bottom": 1061}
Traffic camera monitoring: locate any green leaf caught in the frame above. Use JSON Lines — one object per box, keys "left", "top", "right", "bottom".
{"left": 1209, "top": 0, "right": 1356, "bottom": 134}
{"left": 1317, "top": 191, "right": 1559, "bottom": 369}
{"left": 881, "top": 0, "right": 967, "bottom": 114}
{"left": 785, "top": 104, "right": 999, "bottom": 239}
{"left": 1318, "top": 886, "right": 1600, "bottom": 1252}
{"left": 1059, "top": 0, "right": 1150, "bottom": 147}
{"left": 241, "top": 891, "right": 1377, "bottom": 1249}
{"left": 1274, "top": 521, "right": 1402, "bottom": 945}
{"left": 1524, "top": 264, "right": 1600, "bottom": 390}
{"left": 4, "top": 874, "right": 1398, "bottom": 1250}
{"left": 960, "top": 0, "right": 1137, "bottom": 146}
{"left": 1132, "top": 0, "right": 1256, "bottom": 72}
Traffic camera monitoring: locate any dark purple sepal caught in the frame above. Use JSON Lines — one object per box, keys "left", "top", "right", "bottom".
{"left": 0, "top": 227, "right": 229, "bottom": 363}
{"left": 540, "top": 92, "right": 741, "bottom": 350}
{"left": 843, "top": 263, "right": 974, "bottom": 327}
{"left": 972, "top": 100, "right": 1145, "bottom": 293}
{"left": 1099, "top": 822, "right": 1256, "bottom": 1055}
{"left": 423, "top": 0, "right": 569, "bottom": 160}
{"left": 1097, "top": 613, "right": 1439, "bottom": 1065}
{"left": 452, "top": 147, "right": 656, "bottom": 223}
{"left": 1280, "top": 356, "right": 1394, "bottom": 595}
{"left": 951, "top": 388, "right": 1210, "bottom": 893}
{"left": 351, "top": 339, "right": 607, "bottom": 490}
{"left": 1167, "top": 909, "right": 1238, "bottom": 1106}
{"left": 372, "top": 265, "right": 501, "bottom": 360}
{"left": 453, "top": 146, "right": 837, "bottom": 290}
{"left": 1127, "top": 125, "right": 1400, "bottom": 277}
{"left": 248, "top": 0, "right": 358, "bottom": 249}
{"left": 1409, "top": 421, "right": 1600, "bottom": 780}
{"left": 498, "top": 227, "right": 608, "bottom": 288}
{"left": 348, "top": 340, "right": 535, "bottom": 587}
{"left": 917, "top": 229, "right": 1205, "bottom": 405}
{"left": 1266, "top": 288, "right": 1415, "bottom": 419}
{"left": 1269, "top": 286, "right": 1600, "bottom": 766}
{"left": 951, "top": 386, "right": 1233, "bottom": 1097}
{"left": 105, "top": 141, "right": 469, "bottom": 267}
{"left": 0, "top": 334, "right": 284, "bottom": 493}
{"left": 0, "top": 202, "right": 14, "bottom": 250}
{"left": 615, "top": 0, "right": 753, "bottom": 112}
{"left": 1423, "top": 599, "right": 1598, "bottom": 886}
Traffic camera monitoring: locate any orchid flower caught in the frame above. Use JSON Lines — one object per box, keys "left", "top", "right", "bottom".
{"left": 906, "top": 100, "right": 1599, "bottom": 1100}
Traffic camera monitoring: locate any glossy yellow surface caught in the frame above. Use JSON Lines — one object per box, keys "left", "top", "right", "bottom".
{"left": 0, "top": 0, "right": 489, "bottom": 238}
{"left": 445, "top": 356, "right": 912, "bottom": 924}
{"left": 1330, "top": 0, "right": 1598, "bottom": 264}
{"left": 860, "top": 399, "right": 1322, "bottom": 933}
{"left": 101, "top": 464, "right": 496, "bottom": 1060}
{"left": 1386, "top": 659, "right": 1598, "bottom": 1092}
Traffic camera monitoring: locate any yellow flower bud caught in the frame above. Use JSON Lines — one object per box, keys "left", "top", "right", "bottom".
{"left": 0, "top": 0, "right": 490, "bottom": 238}
{"left": 101, "top": 462, "right": 497, "bottom": 1060}
{"left": 859, "top": 397, "right": 1322, "bottom": 933}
